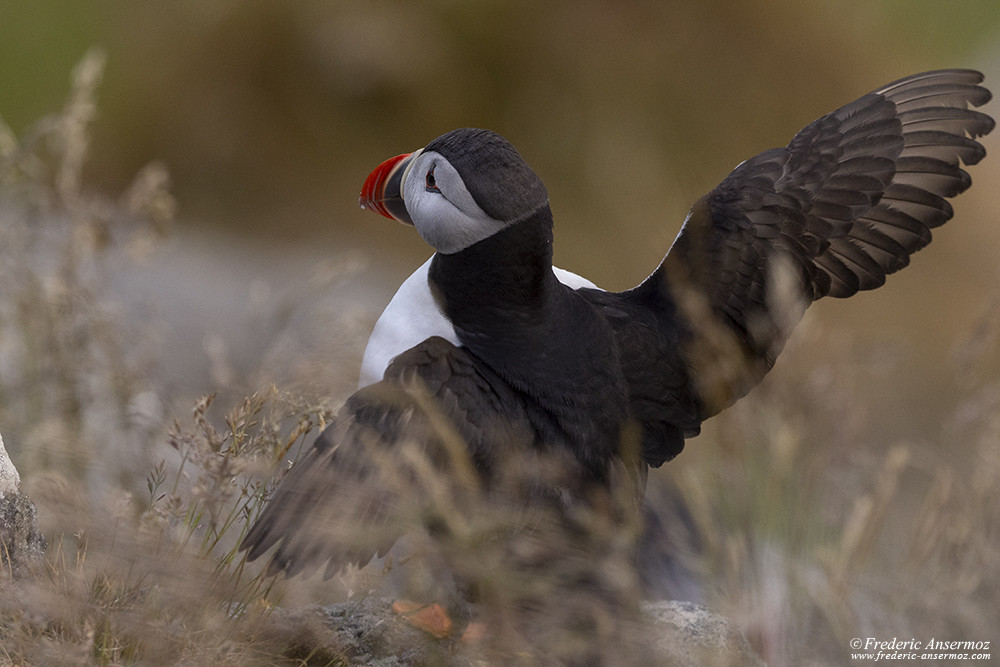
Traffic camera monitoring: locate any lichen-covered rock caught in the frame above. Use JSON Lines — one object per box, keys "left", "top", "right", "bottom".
{"left": 322, "top": 597, "right": 454, "bottom": 666}
{"left": 304, "top": 596, "right": 767, "bottom": 666}
{"left": 643, "top": 599, "right": 766, "bottom": 666}
{"left": 0, "top": 433, "right": 46, "bottom": 577}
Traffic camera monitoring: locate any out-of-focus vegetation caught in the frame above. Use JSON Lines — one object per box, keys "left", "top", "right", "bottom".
{"left": 0, "top": 3, "right": 997, "bottom": 665}
{"left": 1, "top": 2, "right": 998, "bottom": 272}
{"left": 2, "top": 1, "right": 998, "bottom": 412}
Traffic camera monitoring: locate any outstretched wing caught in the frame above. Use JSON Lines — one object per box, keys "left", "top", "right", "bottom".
{"left": 241, "top": 336, "right": 535, "bottom": 578}
{"left": 643, "top": 69, "right": 993, "bottom": 418}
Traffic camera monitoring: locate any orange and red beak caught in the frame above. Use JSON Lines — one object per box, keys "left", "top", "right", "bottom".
{"left": 359, "top": 151, "right": 417, "bottom": 225}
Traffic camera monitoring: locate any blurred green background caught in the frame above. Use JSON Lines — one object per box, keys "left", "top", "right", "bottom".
{"left": 1, "top": 0, "right": 998, "bottom": 433}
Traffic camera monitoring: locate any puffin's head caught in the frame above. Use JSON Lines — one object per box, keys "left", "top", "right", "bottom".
{"left": 359, "top": 128, "right": 549, "bottom": 254}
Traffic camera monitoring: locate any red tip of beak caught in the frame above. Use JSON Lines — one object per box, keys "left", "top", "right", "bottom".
{"left": 359, "top": 152, "right": 412, "bottom": 222}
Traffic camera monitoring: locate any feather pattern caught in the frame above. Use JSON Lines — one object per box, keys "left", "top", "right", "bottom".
{"left": 242, "top": 71, "right": 992, "bottom": 579}
{"left": 644, "top": 69, "right": 993, "bottom": 419}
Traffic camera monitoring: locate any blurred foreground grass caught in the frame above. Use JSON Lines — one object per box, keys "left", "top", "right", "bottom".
{"left": 0, "top": 51, "right": 343, "bottom": 665}
{"left": 0, "top": 53, "right": 996, "bottom": 665}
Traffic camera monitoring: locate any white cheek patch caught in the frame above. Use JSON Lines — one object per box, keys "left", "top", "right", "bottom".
{"left": 403, "top": 151, "right": 507, "bottom": 255}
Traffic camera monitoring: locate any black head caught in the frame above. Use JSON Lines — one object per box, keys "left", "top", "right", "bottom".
{"left": 360, "top": 128, "right": 550, "bottom": 254}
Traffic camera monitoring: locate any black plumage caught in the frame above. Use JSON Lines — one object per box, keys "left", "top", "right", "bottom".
{"left": 242, "top": 70, "right": 993, "bottom": 579}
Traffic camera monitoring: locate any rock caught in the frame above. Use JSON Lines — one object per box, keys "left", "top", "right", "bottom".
{"left": 321, "top": 597, "right": 454, "bottom": 666}
{"left": 299, "top": 596, "right": 766, "bottom": 666}
{"left": 643, "top": 600, "right": 766, "bottom": 666}
{"left": 0, "top": 433, "right": 46, "bottom": 577}
{"left": 0, "top": 433, "right": 21, "bottom": 495}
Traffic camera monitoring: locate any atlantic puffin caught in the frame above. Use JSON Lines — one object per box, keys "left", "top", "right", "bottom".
{"left": 242, "top": 70, "right": 993, "bottom": 578}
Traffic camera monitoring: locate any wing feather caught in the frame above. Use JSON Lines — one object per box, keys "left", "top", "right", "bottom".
{"left": 643, "top": 69, "right": 992, "bottom": 417}
{"left": 240, "top": 336, "right": 535, "bottom": 577}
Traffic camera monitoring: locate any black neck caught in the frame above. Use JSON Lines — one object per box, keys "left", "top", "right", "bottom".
{"left": 429, "top": 205, "right": 627, "bottom": 474}
{"left": 429, "top": 207, "right": 559, "bottom": 346}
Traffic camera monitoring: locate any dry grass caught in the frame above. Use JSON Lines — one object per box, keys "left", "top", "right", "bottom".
{"left": 674, "top": 310, "right": 1000, "bottom": 664}
{"left": 0, "top": 50, "right": 340, "bottom": 665}
{"left": 0, "top": 53, "right": 996, "bottom": 665}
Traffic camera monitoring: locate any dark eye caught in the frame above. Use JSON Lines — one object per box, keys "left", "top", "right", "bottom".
{"left": 425, "top": 166, "right": 440, "bottom": 193}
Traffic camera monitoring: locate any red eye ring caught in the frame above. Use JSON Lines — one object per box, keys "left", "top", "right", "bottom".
{"left": 426, "top": 166, "right": 440, "bottom": 193}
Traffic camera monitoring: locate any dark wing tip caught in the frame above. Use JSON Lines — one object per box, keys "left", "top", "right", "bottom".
{"left": 241, "top": 521, "right": 275, "bottom": 562}
{"left": 823, "top": 70, "right": 993, "bottom": 297}
{"left": 652, "top": 70, "right": 992, "bottom": 415}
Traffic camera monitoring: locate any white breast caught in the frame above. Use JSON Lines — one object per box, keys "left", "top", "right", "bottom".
{"left": 358, "top": 256, "right": 601, "bottom": 388}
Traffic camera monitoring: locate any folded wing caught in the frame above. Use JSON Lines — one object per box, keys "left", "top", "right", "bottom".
{"left": 241, "top": 336, "right": 535, "bottom": 578}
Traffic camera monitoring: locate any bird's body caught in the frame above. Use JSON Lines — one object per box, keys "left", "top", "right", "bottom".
{"left": 359, "top": 258, "right": 598, "bottom": 389}
{"left": 242, "top": 70, "right": 993, "bottom": 582}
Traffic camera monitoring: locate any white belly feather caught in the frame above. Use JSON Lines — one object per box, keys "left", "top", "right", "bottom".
{"left": 359, "top": 256, "right": 600, "bottom": 388}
